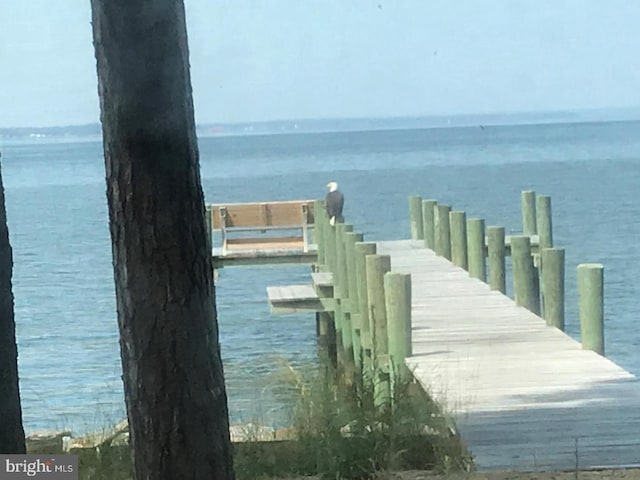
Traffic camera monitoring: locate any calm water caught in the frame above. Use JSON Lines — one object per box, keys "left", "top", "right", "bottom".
{"left": 2, "top": 120, "right": 640, "bottom": 434}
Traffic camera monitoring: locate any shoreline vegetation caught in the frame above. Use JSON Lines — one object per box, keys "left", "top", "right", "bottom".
{"left": 25, "top": 362, "right": 474, "bottom": 479}
{"left": 25, "top": 363, "right": 640, "bottom": 480}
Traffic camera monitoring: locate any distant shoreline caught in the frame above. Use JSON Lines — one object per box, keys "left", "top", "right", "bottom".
{"left": 2, "top": 108, "right": 640, "bottom": 142}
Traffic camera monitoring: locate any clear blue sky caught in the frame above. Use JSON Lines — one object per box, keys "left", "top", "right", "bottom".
{"left": 1, "top": 0, "right": 640, "bottom": 128}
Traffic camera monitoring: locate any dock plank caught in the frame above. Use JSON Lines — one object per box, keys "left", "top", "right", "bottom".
{"left": 375, "top": 239, "right": 640, "bottom": 472}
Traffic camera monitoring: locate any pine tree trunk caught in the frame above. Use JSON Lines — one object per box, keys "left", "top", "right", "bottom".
{"left": 90, "top": 2, "right": 235, "bottom": 478}
{"left": 0, "top": 158, "right": 26, "bottom": 454}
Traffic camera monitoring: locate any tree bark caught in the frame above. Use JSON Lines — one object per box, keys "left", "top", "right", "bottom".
{"left": 90, "top": 2, "right": 234, "bottom": 478}
{"left": 0, "top": 157, "right": 26, "bottom": 454}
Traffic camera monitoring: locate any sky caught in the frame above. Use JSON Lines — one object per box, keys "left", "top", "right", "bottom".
{"left": 1, "top": 1, "right": 640, "bottom": 128}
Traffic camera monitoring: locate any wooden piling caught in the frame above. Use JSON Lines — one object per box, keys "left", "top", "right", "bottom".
{"left": 366, "top": 254, "right": 392, "bottom": 410}
{"left": 355, "top": 242, "right": 377, "bottom": 383}
{"left": 345, "top": 231, "right": 364, "bottom": 374}
{"left": 487, "top": 226, "right": 506, "bottom": 293}
{"left": 541, "top": 248, "right": 565, "bottom": 330}
{"left": 467, "top": 218, "right": 486, "bottom": 281}
{"left": 434, "top": 204, "right": 452, "bottom": 260}
{"left": 422, "top": 199, "right": 437, "bottom": 250}
{"left": 521, "top": 190, "right": 537, "bottom": 235}
{"left": 511, "top": 235, "right": 540, "bottom": 315}
{"left": 578, "top": 263, "right": 604, "bottom": 356}
{"left": 409, "top": 195, "right": 424, "bottom": 240}
{"left": 536, "top": 195, "right": 553, "bottom": 249}
{"left": 335, "top": 223, "right": 355, "bottom": 379}
{"left": 325, "top": 216, "right": 337, "bottom": 273}
{"left": 450, "top": 211, "right": 468, "bottom": 269}
{"left": 384, "top": 272, "right": 412, "bottom": 381}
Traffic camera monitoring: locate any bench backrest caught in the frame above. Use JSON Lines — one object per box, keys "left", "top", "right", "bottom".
{"left": 209, "top": 200, "right": 316, "bottom": 229}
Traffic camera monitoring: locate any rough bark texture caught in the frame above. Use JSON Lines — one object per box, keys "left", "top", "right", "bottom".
{"left": 0, "top": 159, "right": 26, "bottom": 454}
{"left": 90, "top": 1, "right": 235, "bottom": 478}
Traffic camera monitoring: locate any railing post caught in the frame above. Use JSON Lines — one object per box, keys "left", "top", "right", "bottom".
{"left": 409, "top": 195, "right": 424, "bottom": 240}
{"left": 422, "top": 199, "right": 437, "bottom": 250}
{"left": 521, "top": 190, "right": 537, "bottom": 236}
{"left": 511, "top": 235, "right": 540, "bottom": 315}
{"left": 385, "top": 272, "right": 412, "bottom": 382}
{"left": 541, "top": 247, "right": 565, "bottom": 330}
{"left": 366, "top": 254, "right": 392, "bottom": 411}
{"left": 450, "top": 211, "right": 468, "bottom": 269}
{"left": 434, "top": 204, "right": 452, "bottom": 260}
{"left": 578, "top": 263, "right": 604, "bottom": 356}
{"left": 467, "top": 218, "right": 486, "bottom": 282}
{"left": 487, "top": 226, "right": 506, "bottom": 293}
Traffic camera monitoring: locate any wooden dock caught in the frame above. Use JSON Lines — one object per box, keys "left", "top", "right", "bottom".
{"left": 377, "top": 239, "right": 640, "bottom": 472}
{"left": 214, "top": 192, "right": 639, "bottom": 472}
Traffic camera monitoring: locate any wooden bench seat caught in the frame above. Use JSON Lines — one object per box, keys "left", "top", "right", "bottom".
{"left": 208, "top": 200, "right": 316, "bottom": 256}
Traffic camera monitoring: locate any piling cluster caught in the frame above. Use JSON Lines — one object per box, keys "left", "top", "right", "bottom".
{"left": 409, "top": 191, "right": 605, "bottom": 356}
{"left": 313, "top": 200, "right": 412, "bottom": 410}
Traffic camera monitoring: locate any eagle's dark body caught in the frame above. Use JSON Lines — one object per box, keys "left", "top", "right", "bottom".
{"left": 325, "top": 189, "right": 344, "bottom": 225}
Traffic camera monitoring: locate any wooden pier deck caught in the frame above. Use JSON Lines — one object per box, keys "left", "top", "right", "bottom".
{"left": 377, "top": 239, "right": 640, "bottom": 472}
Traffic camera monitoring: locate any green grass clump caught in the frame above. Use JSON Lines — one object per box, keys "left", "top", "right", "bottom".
{"left": 233, "top": 361, "right": 473, "bottom": 479}
{"left": 27, "top": 361, "right": 472, "bottom": 479}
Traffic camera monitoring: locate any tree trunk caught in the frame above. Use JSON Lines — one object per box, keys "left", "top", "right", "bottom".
{"left": 0, "top": 157, "right": 26, "bottom": 454}
{"left": 90, "top": 2, "right": 235, "bottom": 479}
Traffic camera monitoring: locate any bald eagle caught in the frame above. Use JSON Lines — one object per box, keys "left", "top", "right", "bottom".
{"left": 325, "top": 181, "right": 344, "bottom": 226}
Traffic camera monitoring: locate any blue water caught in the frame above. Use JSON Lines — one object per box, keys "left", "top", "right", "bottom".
{"left": 2, "top": 120, "right": 640, "bottom": 434}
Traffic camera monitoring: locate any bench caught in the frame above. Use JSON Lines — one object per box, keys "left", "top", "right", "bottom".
{"left": 208, "top": 200, "right": 316, "bottom": 256}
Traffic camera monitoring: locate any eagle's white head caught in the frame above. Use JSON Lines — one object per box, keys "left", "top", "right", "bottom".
{"left": 326, "top": 181, "right": 338, "bottom": 192}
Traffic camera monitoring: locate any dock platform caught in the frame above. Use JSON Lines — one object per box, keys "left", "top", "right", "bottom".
{"left": 378, "top": 239, "right": 640, "bottom": 472}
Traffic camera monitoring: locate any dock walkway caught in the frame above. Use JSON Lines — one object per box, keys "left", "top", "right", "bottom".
{"left": 377, "top": 239, "right": 640, "bottom": 472}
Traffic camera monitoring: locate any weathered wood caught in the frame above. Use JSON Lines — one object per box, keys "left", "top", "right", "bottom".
{"left": 355, "top": 242, "right": 377, "bottom": 383}
{"left": 487, "top": 226, "right": 506, "bottom": 293}
{"left": 541, "top": 248, "right": 564, "bottom": 330}
{"left": 311, "top": 272, "right": 333, "bottom": 288}
{"left": 212, "top": 248, "right": 316, "bottom": 268}
{"left": 434, "top": 204, "right": 452, "bottom": 260}
{"left": 366, "top": 254, "right": 392, "bottom": 410}
{"left": 373, "top": 240, "right": 638, "bottom": 472}
{"left": 210, "top": 200, "right": 315, "bottom": 229}
{"left": 467, "top": 218, "right": 486, "bottom": 282}
{"left": 325, "top": 216, "right": 338, "bottom": 273}
{"left": 408, "top": 195, "right": 424, "bottom": 240}
{"left": 314, "top": 271, "right": 337, "bottom": 368}
{"left": 335, "top": 224, "right": 355, "bottom": 380}
{"left": 422, "top": 199, "right": 437, "bottom": 250}
{"left": 384, "top": 272, "right": 412, "bottom": 381}
{"left": 521, "top": 190, "right": 537, "bottom": 235}
{"left": 511, "top": 236, "right": 540, "bottom": 315}
{"left": 578, "top": 263, "right": 604, "bottom": 356}
{"left": 450, "top": 210, "right": 468, "bottom": 269}
{"left": 536, "top": 195, "right": 553, "bottom": 249}
{"left": 345, "top": 232, "right": 364, "bottom": 374}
